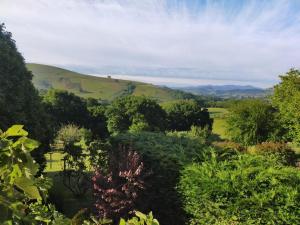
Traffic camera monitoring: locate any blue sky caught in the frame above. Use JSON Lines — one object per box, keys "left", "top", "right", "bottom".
{"left": 1, "top": 0, "right": 300, "bottom": 87}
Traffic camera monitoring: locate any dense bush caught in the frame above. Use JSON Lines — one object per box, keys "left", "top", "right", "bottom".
{"left": 179, "top": 153, "right": 300, "bottom": 225}
{"left": 253, "top": 141, "right": 297, "bottom": 165}
{"left": 93, "top": 144, "right": 146, "bottom": 223}
{"left": 110, "top": 132, "right": 211, "bottom": 225}
{"left": 162, "top": 99, "right": 212, "bottom": 131}
{"left": 105, "top": 96, "right": 166, "bottom": 134}
{"left": 227, "top": 99, "right": 284, "bottom": 145}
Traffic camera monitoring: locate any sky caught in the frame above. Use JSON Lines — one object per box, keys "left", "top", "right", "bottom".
{"left": 1, "top": 0, "right": 300, "bottom": 88}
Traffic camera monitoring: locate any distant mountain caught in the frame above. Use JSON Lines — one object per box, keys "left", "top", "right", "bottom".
{"left": 26, "top": 63, "right": 195, "bottom": 102}
{"left": 179, "top": 85, "right": 268, "bottom": 99}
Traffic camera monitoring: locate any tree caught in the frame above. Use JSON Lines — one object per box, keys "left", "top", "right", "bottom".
{"left": 162, "top": 99, "right": 212, "bottom": 131}
{"left": 87, "top": 104, "right": 109, "bottom": 138}
{"left": 105, "top": 96, "right": 166, "bottom": 134}
{"left": 272, "top": 69, "right": 300, "bottom": 143}
{"left": 0, "top": 24, "right": 52, "bottom": 170}
{"left": 0, "top": 24, "right": 50, "bottom": 147}
{"left": 42, "top": 89, "right": 89, "bottom": 130}
{"left": 227, "top": 99, "right": 283, "bottom": 145}
{"left": 53, "top": 124, "right": 92, "bottom": 197}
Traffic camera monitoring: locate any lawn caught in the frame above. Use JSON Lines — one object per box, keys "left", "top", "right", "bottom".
{"left": 208, "top": 108, "right": 230, "bottom": 139}
{"left": 44, "top": 151, "right": 93, "bottom": 218}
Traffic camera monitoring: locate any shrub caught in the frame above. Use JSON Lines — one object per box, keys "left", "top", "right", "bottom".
{"left": 179, "top": 153, "right": 300, "bottom": 225}
{"left": 212, "top": 141, "right": 246, "bottom": 160}
{"left": 110, "top": 132, "right": 211, "bottom": 225}
{"left": 227, "top": 99, "right": 284, "bottom": 145}
{"left": 92, "top": 144, "right": 146, "bottom": 222}
{"left": 253, "top": 142, "right": 297, "bottom": 165}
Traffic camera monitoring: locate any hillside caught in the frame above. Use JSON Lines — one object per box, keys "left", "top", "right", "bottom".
{"left": 27, "top": 63, "right": 181, "bottom": 102}
{"left": 179, "top": 85, "right": 268, "bottom": 99}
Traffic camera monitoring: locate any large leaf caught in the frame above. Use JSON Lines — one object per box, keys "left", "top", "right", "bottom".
{"left": 19, "top": 137, "right": 40, "bottom": 152}
{"left": 3, "top": 125, "right": 28, "bottom": 138}
{"left": 15, "top": 177, "right": 41, "bottom": 200}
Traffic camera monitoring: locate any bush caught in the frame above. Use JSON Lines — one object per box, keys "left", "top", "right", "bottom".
{"left": 110, "top": 132, "right": 211, "bottom": 225}
{"left": 162, "top": 99, "right": 212, "bottom": 131}
{"left": 211, "top": 141, "right": 246, "bottom": 161}
{"left": 253, "top": 142, "right": 297, "bottom": 165}
{"left": 179, "top": 153, "right": 300, "bottom": 225}
{"left": 227, "top": 99, "right": 284, "bottom": 145}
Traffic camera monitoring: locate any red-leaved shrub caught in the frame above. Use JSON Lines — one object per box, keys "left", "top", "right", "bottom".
{"left": 92, "top": 144, "right": 146, "bottom": 222}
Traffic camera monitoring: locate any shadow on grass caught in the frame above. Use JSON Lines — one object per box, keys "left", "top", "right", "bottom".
{"left": 46, "top": 171, "right": 94, "bottom": 218}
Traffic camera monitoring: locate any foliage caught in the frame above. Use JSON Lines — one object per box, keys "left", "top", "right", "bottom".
{"left": 227, "top": 99, "right": 283, "bottom": 145}
{"left": 87, "top": 104, "right": 109, "bottom": 138}
{"left": 0, "top": 24, "right": 51, "bottom": 167}
{"left": 253, "top": 141, "right": 297, "bottom": 166}
{"left": 179, "top": 153, "right": 300, "bottom": 225}
{"left": 0, "top": 125, "right": 68, "bottom": 224}
{"left": 93, "top": 144, "right": 146, "bottom": 222}
{"left": 54, "top": 124, "right": 92, "bottom": 156}
{"left": 111, "top": 132, "right": 211, "bottom": 225}
{"left": 105, "top": 96, "right": 166, "bottom": 134}
{"left": 119, "top": 211, "right": 159, "bottom": 225}
{"left": 162, "top": 99, "right": 212, "bottom": 131}
{"left": 168, "top": 125, "right": 211, "bottom": 144}
{"left": 272, "top": 69, "right": 300, "bottom": 143}
{"left": 43, "top": 89, "right": 90, "bottom": 129}
{"left": 81, "top": 211, "right": 159, "bottom": 225}
{"left": 54, "top": 124, "right": 92, "bottom": 197}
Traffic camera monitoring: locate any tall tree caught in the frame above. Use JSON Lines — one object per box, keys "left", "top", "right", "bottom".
{"left": 272, "top": 69, "right": 300, "bottom": 143}
{"left": 0, "top": 24, "right": 50, "bottom": 145}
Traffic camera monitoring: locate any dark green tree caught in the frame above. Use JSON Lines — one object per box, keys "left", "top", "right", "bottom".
{"left": 0, "top": 24, "right": 49, "bottom": 141}
{"left": 87, "top": 104, "right": 108, "bottom": 138}
{"left": 227, "top": 99, "right": 283, "bottom": 145}
{"left": 162, "top": 99, "right": 212, "bottom": 131}
{"left": 42, "top": 89, "right": 89, "bottom": 129}
{"left": 0, "top": 24, "right": 51, "bottom": 168}
{"left": 272, "top": 69, "right": 300, "bottom": 143}
{"left": 105, "top": 96, "right": 166, "bottom": 134}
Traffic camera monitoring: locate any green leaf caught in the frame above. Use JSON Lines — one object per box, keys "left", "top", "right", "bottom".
{"left": 135, "top": 211, "right": 147, "bottom": 220}
{"left": 19, "top": 137, "right": 40, "bottom": 152}
{"left": 15, "top": 177, "right": 41, "bottom": 200}
{"left": 3, "top": 125, "right": 28, "bottom": 138}
{"left": 119, "top": 218, "right": 126, "bottom": 225}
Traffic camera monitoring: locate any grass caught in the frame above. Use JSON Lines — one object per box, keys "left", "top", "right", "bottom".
{"left": 44, "top": 151, "right": 93, "bottom": 218}
{"left": 27, "top": 63, "right": 180, "bottom": 102}
{"left": 208, "top": 108, "right": 230, "bottom": 139}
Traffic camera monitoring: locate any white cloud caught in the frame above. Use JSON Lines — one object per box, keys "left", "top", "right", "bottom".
{"left": 0, "top": 0, "right": 299, "bottom": 86}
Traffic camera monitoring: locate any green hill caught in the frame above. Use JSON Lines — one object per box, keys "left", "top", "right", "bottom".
{"left": 27, "top": 63, "right": 180, "bottom": 102}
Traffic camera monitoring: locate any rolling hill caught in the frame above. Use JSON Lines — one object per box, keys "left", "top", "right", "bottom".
{"left": 26, "top": 63, "right": 183, "bottom": 102}
{"left": 179, "top": 85, "right": 268, "bottom": 99}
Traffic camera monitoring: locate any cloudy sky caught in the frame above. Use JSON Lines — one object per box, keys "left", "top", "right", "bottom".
{"left": 1, "top": 0, "right": 300, "bottom": 87}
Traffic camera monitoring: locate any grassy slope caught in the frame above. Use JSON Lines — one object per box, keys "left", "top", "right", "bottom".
{"left": 27, "top": 63, "right": 177, "bottom": 102}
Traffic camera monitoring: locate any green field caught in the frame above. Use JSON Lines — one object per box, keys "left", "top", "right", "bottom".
{"left": 208, "top": 108, "right": 229, "bottom": 139}
{"left": 27, "top": 63, "right": 180, "bottom": 102}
